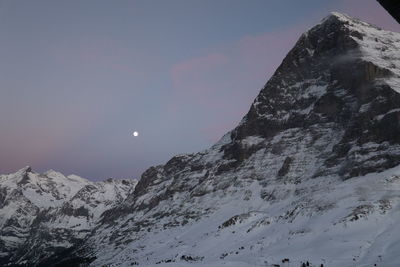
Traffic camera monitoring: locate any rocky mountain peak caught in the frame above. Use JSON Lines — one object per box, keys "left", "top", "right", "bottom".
{"left": 325, "top": 11, "right": 353, "bottom": 21}
{"left": 17, "top": 165, "right": 32, "bottom": 173}
{"left": 224, "top": 12, "right": 400, "bottom": 179}
{"left": 321, "top": 12, "right": 371, "bottom": 27}
{"left": 14, "top": 166, "right": 33, "bottom": 185}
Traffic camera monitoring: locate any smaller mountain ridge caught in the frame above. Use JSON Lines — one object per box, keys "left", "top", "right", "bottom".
{"left": 0, "top": 167, "right": 137, "bottom": 266}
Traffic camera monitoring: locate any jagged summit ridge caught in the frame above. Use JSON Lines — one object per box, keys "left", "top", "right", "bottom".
{"left": 326, "top": 11, "right": 353, "bottom": 20}
{"left": 321, "top": 12, "right": 375, "bottom": 27}
{"left": 311, "top": 11, "right": 400, "bottom": 81}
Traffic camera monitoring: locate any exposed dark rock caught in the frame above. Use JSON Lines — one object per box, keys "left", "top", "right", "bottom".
{"left": 17, "top": 167, "right": 32, "bottom": 186}
{"left": 277, "top": 157, "right": 293, "bottom": 177}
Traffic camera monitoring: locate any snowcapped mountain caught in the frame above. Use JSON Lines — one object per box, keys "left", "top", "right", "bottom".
{"left": 0, "top": 166, "right": 137, "bottom": 266}
{"left": 2, "top": 12, "right": 400, "bottom": 267}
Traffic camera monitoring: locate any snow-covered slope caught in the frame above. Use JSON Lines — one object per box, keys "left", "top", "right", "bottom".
{"left": 2, "top": 12, "right": 400, "bottom": 267}
{"left": 0, "top": 167, "right": 137, "bottom": 265}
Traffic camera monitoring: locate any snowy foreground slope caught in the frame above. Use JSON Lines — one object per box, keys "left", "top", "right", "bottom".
{"left": 2, "top": 12, "right": 400, "bottom": 267}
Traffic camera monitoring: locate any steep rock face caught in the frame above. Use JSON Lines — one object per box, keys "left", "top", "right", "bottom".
{"left": 76, "top": 13, "right": 400, "bottom": 266}
{"left": 0, "top": 167, "right": 137, "bottom": 266}
{"left": 230, "top": 12, "right": 400, "bottom": 180}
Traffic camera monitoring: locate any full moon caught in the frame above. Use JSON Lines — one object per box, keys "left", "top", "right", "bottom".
{"left": 133, "top": 131, "right": 139, "bottom": 137}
